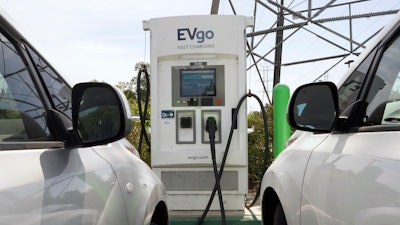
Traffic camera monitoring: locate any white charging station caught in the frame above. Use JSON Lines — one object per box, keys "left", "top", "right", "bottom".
{"left": 143, "top": 15, "right": 253, "bottom": 211}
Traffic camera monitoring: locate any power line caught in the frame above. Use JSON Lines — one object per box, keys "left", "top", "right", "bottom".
{"left": 226, "top": 0, "right": 399, "bottom": 95}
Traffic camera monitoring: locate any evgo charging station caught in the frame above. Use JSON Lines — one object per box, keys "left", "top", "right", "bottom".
{"left": 143, "top": 15, "right": 254, "bottom": 211}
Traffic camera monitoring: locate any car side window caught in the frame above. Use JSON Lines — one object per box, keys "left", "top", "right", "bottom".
{"left": 365, "top": 34, "right": 400, "bottom": 125}
{"left": 26, "top": 47, "right": 72, "bottom": 119}
{"left": 337, "top": 48, "right": 376, "bottom": 113}
{"left": 0, "top": 32, "right": 51, "bottom": 142}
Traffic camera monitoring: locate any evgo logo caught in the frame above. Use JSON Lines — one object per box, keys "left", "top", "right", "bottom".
{"left": 177, "top": 28, "right": 214, "bottom": 43}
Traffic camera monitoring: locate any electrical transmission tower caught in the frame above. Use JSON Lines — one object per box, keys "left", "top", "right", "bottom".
{"left": 211, "top": 0, "right": 399, "bottom": 105}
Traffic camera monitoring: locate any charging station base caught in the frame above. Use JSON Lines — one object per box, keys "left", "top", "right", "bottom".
{"left": 170, "top": 213, "right": 261, "bottom": 225}
{"left": 154, "top": 167, "right": 248, "bottom": 211}
{"left": 170, "top": 204, "right": 261, "bottom": 225}
{"left": 168, "top": 194, "right": 245, "bottom": 211}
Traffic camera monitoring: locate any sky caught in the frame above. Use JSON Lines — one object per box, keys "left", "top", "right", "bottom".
{"left": 0, "top": 0, "right": 399, "bottom": 111}
{"left": 0, "top": 0, "right": 214, "bottom": 85}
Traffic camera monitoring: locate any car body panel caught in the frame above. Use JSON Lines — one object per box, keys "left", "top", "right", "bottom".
{"left": 261, "top": 131, "right": 328, "bottom": 225}
{"left": 0, "top": 147, "right": 129, "bottom": 225}
{"left": 93, "top": 142, "right": 168, "bottom": 225}
{"left": 302, "top": 132, "right": 400, "bottom": 225}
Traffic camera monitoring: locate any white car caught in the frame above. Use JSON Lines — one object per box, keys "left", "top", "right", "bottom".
{"left": 261, "top": 11, "right": 400, "bottom": 225}
{"left": 0, "top": 8, "right": 168, "bottom": 225}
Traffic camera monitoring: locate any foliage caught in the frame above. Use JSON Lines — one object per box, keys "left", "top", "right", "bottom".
{"left": 126, "top": 119, "right": 151, "bottom": 165}
{"left": 247, "top": 105, "right": 275, "bottom": 191}
{"left": 118, "top": 62, "right": 152, "bottom": 165}
{"left": 0, "top": 109, "right": 21, "bottom": 119}
{"left": 78, "top": 106, "right": 120, "bottom": 140}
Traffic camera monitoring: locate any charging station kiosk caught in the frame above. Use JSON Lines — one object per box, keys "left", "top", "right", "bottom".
{"left": 143, "top": 15, "right": 253, "bottom": 210}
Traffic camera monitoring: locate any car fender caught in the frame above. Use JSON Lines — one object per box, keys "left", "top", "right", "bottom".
{"left": 261, "top": 131, "right": 329, "bottom": 225}
{"left": 91, "top": 142, "right": 168, "bottom": 225}
{"left": 142, "top": 181, "right": 169, "bottom": 225}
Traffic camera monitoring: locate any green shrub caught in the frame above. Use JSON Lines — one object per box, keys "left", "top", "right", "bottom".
{"left": 247, "top": 106, "right": 274, "bottom": 191}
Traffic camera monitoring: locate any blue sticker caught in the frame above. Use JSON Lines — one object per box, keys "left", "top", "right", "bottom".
{"left": 297, "top": 103, "right": 307, "bottom": 117}
{"left": 161, "top": 110, "right": 175, "bottom": 119}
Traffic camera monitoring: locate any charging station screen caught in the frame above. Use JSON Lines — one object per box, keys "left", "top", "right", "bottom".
{"left": 180, "top": 69, "right": 216, "bottom": 97}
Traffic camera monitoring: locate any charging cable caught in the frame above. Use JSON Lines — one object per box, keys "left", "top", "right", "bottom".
{"left": 245, "top": 91, "right": 269, "bottom": 209}
{"left": 197, "top": 90, "right": 269, "bottom": 225}
{"left": 206, "top": 116, "right": 226, "bottom": 225}
{"left": 136, "top": 67, "right": 151, "bottom": 152}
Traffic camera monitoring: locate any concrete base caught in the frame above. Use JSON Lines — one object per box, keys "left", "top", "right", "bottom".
{"left": 168, "top": 194, "right": 245, "bottom": 211}
{"left": 170, "top": 192, "right": 261, "bottom": 225}
{"left": 170, "top": 206, "right": 261, "bottom": 225}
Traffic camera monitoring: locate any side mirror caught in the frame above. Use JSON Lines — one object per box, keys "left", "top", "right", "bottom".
{"left": 287, "top": 82, "right": 339, "bottom": 132}
{"left": 71, "top": 82, "right": 132, "bottom": 147}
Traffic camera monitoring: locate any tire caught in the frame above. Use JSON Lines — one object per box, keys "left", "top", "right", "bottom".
{"left": 273, "top": 203, "right": 287, "bottom": 225}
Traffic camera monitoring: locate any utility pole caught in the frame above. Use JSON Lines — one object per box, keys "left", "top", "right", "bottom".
{"left": 273, "top": 0, "right": 284, "bottom": 87}
{"left": 211, "top": 0, "right": 220, "bottom": 14}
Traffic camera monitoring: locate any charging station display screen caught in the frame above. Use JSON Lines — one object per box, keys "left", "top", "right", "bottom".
{"left": 180, "top": 69, "right": 216, "bottom": 97}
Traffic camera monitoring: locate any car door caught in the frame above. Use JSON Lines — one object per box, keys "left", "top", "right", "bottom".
{"left": 0, "top": 26, "right": 129, "bottom": 224}
{"left": 301, "top": 27, "right": 400, "bottom": 224}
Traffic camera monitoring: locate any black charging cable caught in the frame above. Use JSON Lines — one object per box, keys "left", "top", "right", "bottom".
{"left": 245, "top": 92, "right": 269, "bottom": 209}
{"left": 197, "top": 91, "right": 269, "bottom": 225}
{"left": 206, "top": 116, "right": 226, "bottom": 225}
{"left": 136, "top": 68, "right": 151, "bottom": 152}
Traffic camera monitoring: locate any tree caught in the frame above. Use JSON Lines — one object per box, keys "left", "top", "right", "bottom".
{"left": 247, "top": 104, "right": 274, "bottom": 191}
{"left": 117, "top": 61, "right": 152, "bottom": 165}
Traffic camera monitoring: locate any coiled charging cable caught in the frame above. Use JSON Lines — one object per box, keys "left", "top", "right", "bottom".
{"left": 206, "top": 116, "right": 226, "bottom": 225}
{"left": 136, "top": 68, "right": 151, "bottom": 152}
{"left": 197, "top": 91, "right": 269, "bottom": 225}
